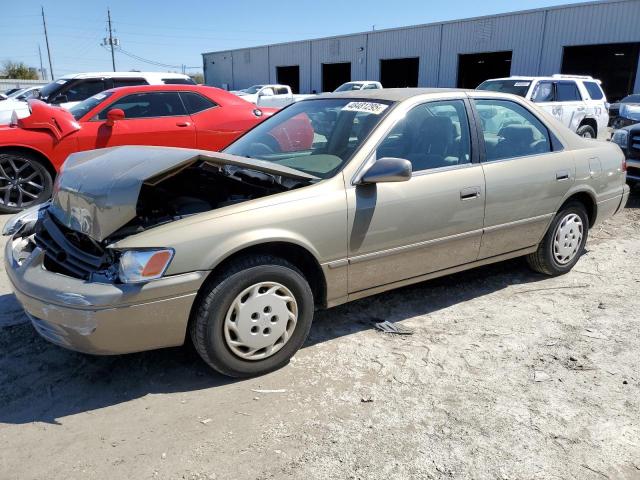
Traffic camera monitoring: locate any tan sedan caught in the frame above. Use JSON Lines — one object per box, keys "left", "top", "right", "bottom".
{"left": 3, "top": 89, "right": 630, "bottom": 377}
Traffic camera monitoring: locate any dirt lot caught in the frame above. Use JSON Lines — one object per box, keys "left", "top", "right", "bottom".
{"left": 1, "top": 193, "right": 639, "bottom": 480}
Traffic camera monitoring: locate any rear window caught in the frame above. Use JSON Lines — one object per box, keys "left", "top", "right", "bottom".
{"left": 162, "top": 78, "right": 196, "bottom": 85}
{"left": 583, "top": 81, "right": 604, "bottom": 100}
{"left": 180, "top": 92, "right": 217, "bottom": 114}
{"left": 556, "top": 82, "right": 582, "bottom": 101}
{"left": 476, "top": 80, "right": 531, "bottom": 97}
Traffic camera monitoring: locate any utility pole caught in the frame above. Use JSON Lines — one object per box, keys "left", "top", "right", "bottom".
{"left": 37, "top": 44, "right": 46, "bottom": 80}
{"left": 41, "top": 6, "right": 54, "bottom": 80}
{"left": 107, "top": 8, "right": 116, "bottom": 71}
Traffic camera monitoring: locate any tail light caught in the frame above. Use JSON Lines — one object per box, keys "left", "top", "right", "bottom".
{"left": 622, "top": 157, "right": 627, "bottom": 172}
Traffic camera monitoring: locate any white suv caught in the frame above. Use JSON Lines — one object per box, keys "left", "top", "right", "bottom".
{"left": 477, "top": 75, "right": 609, "bottom": 139}
{"left": 0, "top": 72, "right": 195, "bottom": 125}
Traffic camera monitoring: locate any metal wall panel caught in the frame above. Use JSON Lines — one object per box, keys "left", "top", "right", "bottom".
{"left": 202, "top": 51, "right": 233, "bottom": 89}
{"left": 438, "top": 11, "right": 546, "bottom": 86}
{"left": 310, "top": 34, "right": 368, "bottom": 92}
{"left": 540, "top": 0, "right": 640, "bottom": 78}
{"left": 203, "top": 0, "right": 640, "bottom": 93}
{"left": 366, "top": 25, "right": 441, "bottom": 86}
{"left": 269, "top": 41, "right": 312, "bottom": 92}
{"left": 231, "top": 47, "right": 269, "bottom": 89}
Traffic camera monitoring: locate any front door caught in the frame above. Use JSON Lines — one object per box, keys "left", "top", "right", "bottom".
{"left": 346, "top": 99, "right": 486, "bottom": 293}
{"left": 472, "top": 97, "right": 575, "bottom": 259}
{"left": 77, "top": 91, "right": 196, "bottom": 150}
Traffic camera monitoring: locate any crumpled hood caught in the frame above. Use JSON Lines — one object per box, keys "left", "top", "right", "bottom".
{"left": 49, "top": 145, "right": 317, "bottom": 242}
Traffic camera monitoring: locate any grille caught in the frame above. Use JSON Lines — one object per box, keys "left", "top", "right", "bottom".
{"left": 34, "top": 212, "right": 109, "bottom": 280}
{"left": 630, "top": 132, "right": 640, "bottom": 159}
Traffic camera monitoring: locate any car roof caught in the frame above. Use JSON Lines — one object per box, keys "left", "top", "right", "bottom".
{"left": 316, "top": 87, "right": 466, "bottom": 102}
{"left": 58, "top": 72, "right": 191, "bottom": 80}
{"left": 483, "top": 75, "right": 601, "bottom": 83}
{"left": 100, "top": 84, "right": 251, "bottom": 105}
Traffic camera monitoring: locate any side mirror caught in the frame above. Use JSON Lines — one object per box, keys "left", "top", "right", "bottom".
{"left": 359, "top": 157, "right": 412, "bottom": 184}
{"left": 52, "top": 94, "right": 68, "bottom": 105}
{"left": 105, "top": 108, "right": 125, "bottom": 126}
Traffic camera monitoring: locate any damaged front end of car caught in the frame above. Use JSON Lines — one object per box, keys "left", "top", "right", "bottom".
{"left": 6, "top": 145, "right": 316, "bottom": 285}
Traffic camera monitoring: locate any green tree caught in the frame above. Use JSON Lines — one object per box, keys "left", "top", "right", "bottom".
{"left": 190, "top": 73, "right": 204, "bottom": 84}
{"left": 1, "top": 61, "right": 38, "bottom": 80}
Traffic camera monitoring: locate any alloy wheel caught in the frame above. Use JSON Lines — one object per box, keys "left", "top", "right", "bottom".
{"left": 0, "top": 157, "right": 45, "bottom": 209}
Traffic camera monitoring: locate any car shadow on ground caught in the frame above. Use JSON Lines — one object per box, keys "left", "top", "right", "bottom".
{"left": 0, "top": 256, "right": 548, "bottom": 426}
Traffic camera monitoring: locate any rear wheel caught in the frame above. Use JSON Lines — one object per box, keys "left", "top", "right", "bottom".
{"left": 190, "top": 255, "right": 314, "bottom": 377}
{"left": 526, "top": 201, "right": 589, "bottom": 276}
{"left": 576, "top": 124, "right": 596, "bottom": 139}
{"left": 0, "top": 151, "right": 53, "bottom": 214}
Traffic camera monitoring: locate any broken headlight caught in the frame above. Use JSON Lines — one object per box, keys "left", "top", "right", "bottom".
{"left": 117, "top": 248, "right": 174, "bottom": 284}
{"left": 2, "top": 202, "right": 49, "bottom": 237}
{"left": 611, "top": 129, "right": 629, "bottom": 150}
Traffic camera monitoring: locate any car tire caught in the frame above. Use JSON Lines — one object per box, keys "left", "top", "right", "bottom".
{"left": 190, "top": 255, "right": 314, "bottom": 378}
{"left": 0, "top": 150, "right": 53, "bottom": 214}
{"left": 526, "top": 201, "right": 589, "bottom": 276}
{"left": 576, "top": 124, "right": 596, "bottom": 139}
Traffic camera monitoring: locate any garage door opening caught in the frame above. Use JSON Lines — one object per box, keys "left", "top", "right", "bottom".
{"left": 457, "top": 51, "right": 512, "bottom": 89}
{"left": 322, "top": 62, "right": 351, "bottom": 92}
{"left": 276, "top": 65, "right": 300, "bottom": 94}
{"left": 562, "top": 43, "right": 640, "bottom": 101}
{"left": 380, "top": 58, "right": 419, "bottom": 88}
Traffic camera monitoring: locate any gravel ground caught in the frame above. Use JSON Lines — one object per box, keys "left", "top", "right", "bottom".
{"left": 1, "top": 192, "right": 639, "bottom": 480}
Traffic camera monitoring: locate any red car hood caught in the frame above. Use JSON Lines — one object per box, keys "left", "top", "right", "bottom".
{"left": 15, "top": 100, "right": 81, "bottom": 140}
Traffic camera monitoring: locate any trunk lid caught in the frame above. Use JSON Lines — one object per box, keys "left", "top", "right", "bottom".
{"left": 49, "top": 145, "right": 317, "bottom": 242}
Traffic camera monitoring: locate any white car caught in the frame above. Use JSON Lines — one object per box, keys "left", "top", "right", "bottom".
{"left": 477, "top": 75, "right": 609, "bottom": 139}
{"left": 334, "top": 81, "right": 383, "bottom": 92}
{"left": 232, "top": 84, "right": 314, "bottom": 108}
{"left": 0, "top": 71, "right": 195, "bottom": 125}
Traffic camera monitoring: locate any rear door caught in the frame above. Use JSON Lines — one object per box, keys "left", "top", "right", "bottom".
{"left": 471, "top": 96, "right": 575, "bottom": 259}
{"left": 77, "top": 91, "right": 196, "bottom": 150}
{"left": 555, "top": 81, "right": 586, "bottom": 132}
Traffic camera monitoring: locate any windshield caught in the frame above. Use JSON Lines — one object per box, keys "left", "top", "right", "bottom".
{"left": 69, "top": 91, "right": 113, "bottom": 120}
{"left": 622, "top": 94, "right": 640, "bottom": 103}
{"left": 242, "top": 85, "right": 264, "bottom": 94}
{"left": 225, "top": 98, "right": 393, "bottom": 179}
{"left": 39, "top": 79, "right": 67, "bottom": 100}
{"left": 476, "top": 79, "right": 531, "bottom": 97}
{"left": 335, "top": 82, "right": 363, "bottom": 92}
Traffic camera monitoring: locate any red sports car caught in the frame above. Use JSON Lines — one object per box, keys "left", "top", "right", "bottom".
{"left": 0, "top": 85, "right": 276, "bottom": 213}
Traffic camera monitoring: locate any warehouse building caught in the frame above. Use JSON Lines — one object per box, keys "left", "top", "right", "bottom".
{"left": 202, "top": 0, "right": 640, "bottom": 101}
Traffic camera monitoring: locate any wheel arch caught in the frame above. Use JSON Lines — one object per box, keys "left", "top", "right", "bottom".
{"left": 0, "top": 145, "right": 57, "bottom": 179}
{"left": 559, "top": 189, "right": 597, "bottom": 228}
{"left": 578, "top": 117, "right": 598, "bottom": 137}
{"left": 199, "top": 240, "right": 328, "bottom": 309}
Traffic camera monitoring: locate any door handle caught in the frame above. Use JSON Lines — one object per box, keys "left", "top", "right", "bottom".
{"left": 460, "top": 186, "right": 481, "bottom": 201}
{"left": 176, "top": 121, "right": 191, "bottom": 127}
{"left": 555, "top": 170, "right": 570, "bottom": 181}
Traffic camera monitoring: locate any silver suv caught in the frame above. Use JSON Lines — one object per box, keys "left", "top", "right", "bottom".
{"left": 478, "top": 75, "right": 609, "bottom": 139}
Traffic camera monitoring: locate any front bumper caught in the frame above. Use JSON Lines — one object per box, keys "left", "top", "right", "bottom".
{"left": 4, "top": 237, "right": 208, "bottom": 355}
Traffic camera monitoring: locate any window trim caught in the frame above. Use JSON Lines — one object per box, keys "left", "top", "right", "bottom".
{"left": 468, "top": 97, "right": 563, "bottom": 164}
{"left": 91, "top": 90, "right": 190, "bottom": 122}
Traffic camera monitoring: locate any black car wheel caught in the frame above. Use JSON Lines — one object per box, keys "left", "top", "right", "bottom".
{"left": 0, "top": 151, "right": 53, "bottom": 214}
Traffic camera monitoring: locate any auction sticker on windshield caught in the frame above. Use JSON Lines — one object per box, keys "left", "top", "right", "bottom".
{"left": 342, "top": 102, "right": 389, "bottom": 114}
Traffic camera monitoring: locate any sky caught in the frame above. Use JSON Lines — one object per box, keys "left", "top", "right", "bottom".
{"left": 1, "top": 0, "right": 591, "bottom": 80}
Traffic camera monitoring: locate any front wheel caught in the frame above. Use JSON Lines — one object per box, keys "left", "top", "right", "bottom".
{"left": 0, "top": 151, "right": 53, "bottom": 214}
{"left": 526, "top": 201, "right": 589, "bottom": 276}
{"left": 190, "top": 255, "right": 314, "bottom": 377}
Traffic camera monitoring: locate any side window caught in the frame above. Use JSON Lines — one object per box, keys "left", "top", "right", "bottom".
{"left": 64, "top": 80, "right": 107, "bottom": 102}
{"left": 97, "top": 92, "right": 187, "bottom": 119}
{"left": 583, "top": 81, "right": 604, "bottom": 100}
{"left": 261, "top": 87, "right": 275, "bottom": 96}
{"left": 274, "top": 87, "right": 289, "bottom": 95}
{"left": 112, "top": 78, "right": 149, "bottom": 88}
{"left": 162, "top": 78, "right": 196, "bottom": 85}
{"left": 377, "top": 99, "right": 471, "bottom": 172}
{"left": 531, "top": 81, "right": 555, "bottom": 103}
{"left": 363, "top": 84, "right": 378, "bottom": 90}
{"left": 180, "top": 92, "right": 218, "bottom": 114}
{"left": 474, "top": 99, "right": 551, "bottom": 162}
{"left": 556, "top": 81, "right": 582, "bottom": 101}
